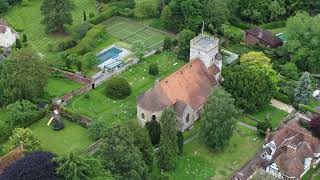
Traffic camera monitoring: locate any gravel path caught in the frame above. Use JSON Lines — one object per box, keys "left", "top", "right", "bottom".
{"left": 271, "top": 99, "right": 295, "bottom": 113}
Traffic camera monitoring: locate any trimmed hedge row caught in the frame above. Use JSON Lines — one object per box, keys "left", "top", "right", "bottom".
{"left": 89, "top": 7, "right": 115, "bottom": 25}
{"left": 67, "top": 25, "right": 106, "bottom": 55}
{"left": 299, "top": 104, "right": 317, "bottom": 113}
{"left": 274, "top": 92, "right": 291, "bottom": 104}
{"left": 229, "top": 16, "right": 252, "bottom": 30}
{"left": 260, "top": 21, "right": 286, "bottom": 30}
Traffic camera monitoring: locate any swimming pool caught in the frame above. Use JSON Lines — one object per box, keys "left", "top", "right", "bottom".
{"left": 97, "top": 47, "right": 123, "bottom": 63}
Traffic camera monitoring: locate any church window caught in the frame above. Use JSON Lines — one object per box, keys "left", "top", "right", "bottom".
{"left": 152, "top": 115, "right": 156, "bottom": 121}
{"left": 141, "top": 113, "right": 145, "bottom": 120}
{"left": 186, "top": 114, "right": 190, "bottom": 123}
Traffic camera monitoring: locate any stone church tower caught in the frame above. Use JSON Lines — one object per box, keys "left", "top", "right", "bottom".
{"left": 190, "top": 34, "right": 222, "bottom": 80}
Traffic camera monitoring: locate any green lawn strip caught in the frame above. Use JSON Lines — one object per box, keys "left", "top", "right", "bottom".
{"left": 43, "top": 77, "right": 83, "bottom": 100}
{"left": 30, "top": 117, "right": 93, "bottom": 155}
{"left": 240, "top": 116, "right": 258, "bottom": 127}
{"left": 183, "top": 121, "right": 200, "bottom": 140}
{"left": 152, "top": 125, "right": 263, "bottom": 179}
{"left": 308, "top": 99, "right": 320, "bottom": 109}
{"left": 3, "top": 0, "right": 97, "bottom": 55}
{"left": 248, "top": 105, "right": 288, "bottom": 128}
{"left": 302, "top": 165, "right": 320, "bottom": 180}
{"left": 0, "top": 108, "right": 9, "bottom": 122}
{"left": 67, "top": 52, "right": 186, "bottom": 125}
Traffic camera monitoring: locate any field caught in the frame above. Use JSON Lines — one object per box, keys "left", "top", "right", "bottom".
{"left": 67, "top": 52, "right": 186, "bottom": 125}
{"left": 30, "top": 117, "right": 93, "bottom": 155}
{"left": 43, "top": 77, "right": 82, "bottom": 100}
{"left": 249, "top": 105, "right": 288, "bottom": 128}
{"left": 104, "top": 17, "right": 175, "bottom": 51}
{"left": 3, "top": 0, "right": 97, "bottom": 55}
{"left": 152, "top": 125, "right": 263, "bottom": 179}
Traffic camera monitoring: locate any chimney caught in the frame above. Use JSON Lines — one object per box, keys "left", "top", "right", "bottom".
{"left": 258, "top": 30, "right": 263, "bottom": 39}
{"left": 287, "top": 144, "right": 297, "bottom": 158}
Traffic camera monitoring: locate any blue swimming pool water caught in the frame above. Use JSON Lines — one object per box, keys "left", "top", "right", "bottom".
{"left": 97, "top": 47, "right": 123, "bottom": 63}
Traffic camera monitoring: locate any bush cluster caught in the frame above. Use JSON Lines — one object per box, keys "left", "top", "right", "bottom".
{"left": 148, "top": 63, "right": 159, "bottom": 76}
{"left": 105, "top": 77, "right": 132, "bottom": 99}
{"left": 89, "top": 8, "right": 115, "bottom": 25}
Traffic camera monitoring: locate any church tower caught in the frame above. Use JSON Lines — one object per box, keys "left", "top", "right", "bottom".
{"left": 190, "top": 34, "right": 222, "bottom": 80}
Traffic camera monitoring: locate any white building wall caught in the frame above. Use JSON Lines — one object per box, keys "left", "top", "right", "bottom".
{"left": 0, "top": 28, "right": 17, "bottom": 48}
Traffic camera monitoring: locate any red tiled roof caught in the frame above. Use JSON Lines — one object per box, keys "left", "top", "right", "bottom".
{"left": 137, "top": 59, "right": 218, "bottom": 112}
{"left": 246, "top": 27, "right": 283, "bottom": 47}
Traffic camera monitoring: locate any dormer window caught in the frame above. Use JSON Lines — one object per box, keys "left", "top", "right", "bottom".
{"left": 261, "top": 151, "right": 268, "bottom": 159}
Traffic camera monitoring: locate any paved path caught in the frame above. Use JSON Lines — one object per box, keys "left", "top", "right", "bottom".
{"left": 271, "top": 99, "right": 295, "bottom": 113}
{"left": 237, "top": 122, "right": 257, "bottom": 131}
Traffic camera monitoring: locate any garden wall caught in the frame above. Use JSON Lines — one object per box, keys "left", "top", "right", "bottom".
{"left": 56, "top": 107, "right": 92, "bottom": 127}
{"left": 0, "top": 145, "right": 24, "bottom": 174}
{"left": 49, "top": 67, "right": 93, "bottom": 85}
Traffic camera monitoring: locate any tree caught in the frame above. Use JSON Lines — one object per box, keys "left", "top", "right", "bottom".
{"left": 157, "top": 108, "right": 178, "bottom": 171}
{"left": 40, "top": 0, "right": 74, "bottom": 33}
{"left": 98, "top": 124, "right": 148, "bottom": 179}
{"left": 126, "top": 121, "right": 154, "bottom": 170}
{"left": 257, "top": 114, "right": 273, "bottom": 136}
{"left": 294, "top": 72, "right": 311, "bottom": 105}
{"left": 22, "top": 34, "right": 28, "bottom": 43}
{"left": 223, "top": 64, "right": 277, "bottom": 112}
{"left": 134, "top": 0, "right": 159, "bottom": 18}
{"left": 132, "top": 40, "right": 146, "bottom": 61}
{"left": 84, "top": 10, "right": 87, "bottom": 21}
{"left": 160, "top": 5, "right": 174, "bottom": 30}
{"left": 4, "top": 128, "right": 41, "bottom": 153}
{"left": 77, "top": 61, "right": 82, "bottom": 71}
{"left": 0, "top": 152, "right": 58, "bottom": 180}
{"left": 145, "top": 119, "right": 161, "bottom": 146}
{"left": 286, "top": 12, "right": 320, "bottom": 72}
{"left": 163, "top": 37, "right": 172, "bottom": 51}
{"left": 268, "top": 0, "right": 286, "bottom": 21}
{"left": 15, "top": 39, "right": 21, "bottom": 49}
{"left": 0, "top": 48, "right": 49, "bottom": 105}
{"left": 176, "top": 131, "right": 184, "bottom": 155}
{"left": 177, "top": 29, "right": 195, "bottom": 60}
{"left": 149, "top": 63, "right": 159, "bottom": 76}
{"left": 88, "top": 119, "right": 108, "bottom": 141}
{"left": 83, "top": 52, "right": 99, "bottom": 69}
{"left": 6, "top": 100, "right": 38, "bottom": 127}
{"left": 105, "top": 77, "right": 132, "bottom": 99}
{"left": 200, "top": 88, "right": 239, "bottom": 151}
{"left": 205, "top": 0, "right": 230, "bottom": 33}
{"left": 0, "top": 0, "right": 9, "bottom": 13}
{"left": 55, "top": 152, "right": 106, "bottom": 180}
{"left": 280, "top": 62, "right": 300, "bottom": 80}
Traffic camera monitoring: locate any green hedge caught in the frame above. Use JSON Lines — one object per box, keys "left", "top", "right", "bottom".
{"left": 274, "top": 92, "right": 291, "bottom": 104}
{"left": 67, "top": 25, "right": 106, "bottom": 55}
{"left": 229, "top": 16, "right": 252, "bottom": 30}
{"left": 299, "top": 104, "right": 317, "bottom": 113}
{"left": 260, "top": 21, "right": 286, "bottom": 30}
{"left": 89, "top": 7, "right": 115, "bottom": 25}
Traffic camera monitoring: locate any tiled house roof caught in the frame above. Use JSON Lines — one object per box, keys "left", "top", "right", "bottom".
{"left": 137, "top": 58, "right": 218, "bottom": 112}
{"left": 245, "top": 27, "right": 283, "bottom": 48}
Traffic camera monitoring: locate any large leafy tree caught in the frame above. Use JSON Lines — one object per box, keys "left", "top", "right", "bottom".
{"left": 0, "top": 152, "right": 58, "bottom": 180}
{"left": 127, "top": 121, "right": 154, "bottom": 170}
{"left": 223, "top": 64, "right": 277, "bottom": 112}
{"left": 88, "top": 119, "right": 109, "bottom": 141}
{"left": 40, "top": 0, "right": 74, "bottom": 33}
{"left": 286, "top": 12, "right": 320, "bottom": 73}
{"left": 55, "top": 152, "right": 108, "bottom": 180}
{"left": 177, "top": 29, "right": 195, "bottom": 60}
{"left": 0, "top": 48, "right": 48, "bottom": 105}
{"left": 205, "top": 0, "right": 230, "bottom": 33}
{"left": 294, "top": 72, "right": 311, "bottom": 105}
{"left": 0, "top": 0, "right": 9, "bottom": 13}
{"left": 98, "top": 124, "right": 148, "bottom": 179}
{"left": 4, "top": 128, "right": 41, "bottom": 153}
{"left": 6, "top": 100, "right": 38, "bottom": 127}
{"left": 157, "top": 108, "right": 178, "bottom": 171}
{"left": 200, "top": 88, "right": 239, "bottom": 151}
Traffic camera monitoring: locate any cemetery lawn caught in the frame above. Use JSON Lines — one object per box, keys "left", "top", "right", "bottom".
{"left": 3, "top": 0, "right": 96, "bottom": 55}
{"left": 43, "top": 77, "right": 82, "bottom": 100}
{"left": 67, "top": 52, "right": 186, "bottom": 125}
{"left": 30, "top": 117, "right": 92, "bottom": 155}
{"left": 248, "top": 105, "right": 288, "bottom": 128}
{"left": 152, "top": 125, "right": 263, "bottom": 179}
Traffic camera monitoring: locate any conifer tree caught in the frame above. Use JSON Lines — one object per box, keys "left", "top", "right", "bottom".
{"left": 83, "top": 10, "right": 87, "bottom": 21}
{"left": 15, "top": 39, "right": 21, "bottom": 49}
{"left": 157, "top": 108, "right": 178, "bottom": 171}
{"left": 294, "top": 72, "right": 311, "bottom": 105}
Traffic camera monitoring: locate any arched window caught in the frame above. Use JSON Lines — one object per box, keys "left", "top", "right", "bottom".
{"left": 152, "top": 115, "right": 156, "bottom": 121}
{"left": 186, "top": 114, "right": 190, "bottom": 123}
{"left": 141, "top": 113, "right": 145, "bottom": 120}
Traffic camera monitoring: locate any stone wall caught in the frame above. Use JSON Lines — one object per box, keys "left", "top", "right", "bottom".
{"left": 0, "top": 145, "right": 24, "bottom": 174}
{"left": 57, "top": 107, "right": 92, "bottom": 127}
{"left": 49, "top": 67, "right": 93, "bottom": 85}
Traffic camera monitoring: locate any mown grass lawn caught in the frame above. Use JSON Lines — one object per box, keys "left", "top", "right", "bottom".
{"left": 152, "top": 125, "right": 263, "bottom": 179}
{"left": 30, "top": 117, "right": 93, "bottom": 155}
{"left": 67, "top": 52, "right": 186, "bottom": 125}
{"left": 3, "top": 0, "right": 97, "bottom": 55}
{"left": 249, "top": 105, "right": 288, "bottom": 128}
{"left": 43, "top": 77, "right": 82, "bottom": 100}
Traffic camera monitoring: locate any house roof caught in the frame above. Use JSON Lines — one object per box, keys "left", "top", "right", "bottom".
{"left": 246, "top": 27, "right": 283, "bottom": 47}
{"left": 137, "top": 58, "right": 218, "bottom": 112}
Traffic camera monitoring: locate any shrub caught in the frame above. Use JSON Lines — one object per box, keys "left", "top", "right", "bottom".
{"left": 274, "top": 92, "right": 291, "bottom": 104}
{"left": 0, "top": 152, "right": 58, "bottom": 180}
{"left": 89, "top": 7, "right": 115, "bottom": 25}
{"left": 72, "top": 22, "right": 94, "bottom": 40}
{"left": 257, "top": 119, "right": 272, "bottom": 136}
{"left": 148, "top": 63, "right": 159, "bottom": 76}
{"left": 280, "top": 63, "right": 300, "bottom": 80}
{"left": 88, "top": 119, "right": 108, "bottom": 140}
{"left": 105, "top": 77, "right": 132, "bottom": 99}
{"left": 6, "top": 100, "right": 38, "bottom": 127}
{"left": 299, "top": 104, "right": 317, "bottom": 113}
{"left": 229, "top": 16, "right": 251, "bottom": 30}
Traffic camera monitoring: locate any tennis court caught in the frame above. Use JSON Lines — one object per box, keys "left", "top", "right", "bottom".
{"left": 104, "top": 17, "right": 175, "bottom": 51}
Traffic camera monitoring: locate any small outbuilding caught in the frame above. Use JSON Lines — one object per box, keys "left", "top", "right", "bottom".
{"left": 0, "top": 20, "right": 18, "bottom": 49}
{"left": 244, "top": 27, "right": 283, "bottom": 48}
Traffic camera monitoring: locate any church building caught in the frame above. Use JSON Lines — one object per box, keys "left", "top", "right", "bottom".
{"left": 136, "top": 34, "right": 221, "bottom": 131}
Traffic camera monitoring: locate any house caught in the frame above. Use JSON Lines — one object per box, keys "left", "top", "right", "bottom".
{"left": 136, "top": 34, "right": 221, "bottom": 131}
{"left": 244, "top": 27, "right": 283, "bottom": 48}
{"left": 233, "top": 121, "right": 320, "bottom": 180}
{"left": 0, "top": 20, "right": 18, "bottom": 49}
